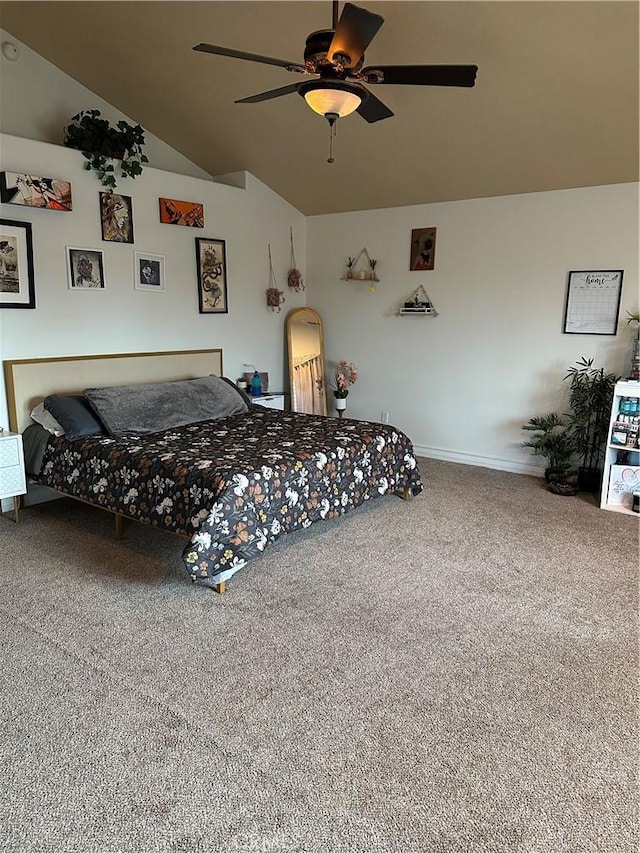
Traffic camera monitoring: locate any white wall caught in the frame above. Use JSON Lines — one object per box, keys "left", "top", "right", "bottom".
{"left": 0, "top": 134, "right": 307, "bottom": 435}
{"left": 307, "top": 184, "right": 639, "bottom": 473}
{"left": 0, "top": 29, "right": 211, "bottom": 180}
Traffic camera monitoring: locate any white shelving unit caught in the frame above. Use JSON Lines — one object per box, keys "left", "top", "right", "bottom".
{"left": 600, "top": 380, "right": 640, "bottom": 515}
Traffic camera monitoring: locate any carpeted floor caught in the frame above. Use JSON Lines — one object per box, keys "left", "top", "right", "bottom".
{"left": 0, "top": 459, "right": 638, "bottom": 853}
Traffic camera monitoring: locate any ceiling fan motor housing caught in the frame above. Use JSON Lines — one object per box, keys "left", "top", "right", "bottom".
{"left": 304, "top": 30, "right": 336, "bottom": 69}
{"left": 303, "top": 29, "right": 362, "bottom": 73}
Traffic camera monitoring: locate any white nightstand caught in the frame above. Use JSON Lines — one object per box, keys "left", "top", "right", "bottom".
{"left": 249, "top": 393, "right": 286, "bottom": 411}
{"left": 0, "top": 430, "right": 27, "bottom": 522}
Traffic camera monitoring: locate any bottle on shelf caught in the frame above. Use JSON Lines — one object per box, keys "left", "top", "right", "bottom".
{"left": 250, "top": 370, "right": 262, "bottom": 397}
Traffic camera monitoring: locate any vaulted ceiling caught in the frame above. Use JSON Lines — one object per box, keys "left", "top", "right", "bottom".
{"left": 1, "top": 1, "right": 638, "bottom": 215}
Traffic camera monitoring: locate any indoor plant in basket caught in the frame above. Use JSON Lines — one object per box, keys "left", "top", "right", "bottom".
{"left": 63, "top": 109, "right": 148, "bottom": 190}
{"left": 522, "top": 413, "right": 578, "bottom": 495}
{"left": 564, "top": 356, "right": 619, "bottom": 493}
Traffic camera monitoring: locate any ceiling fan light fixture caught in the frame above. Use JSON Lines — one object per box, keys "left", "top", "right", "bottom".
{"left": 299, "top": 80, "right": 364, "bottom": 118}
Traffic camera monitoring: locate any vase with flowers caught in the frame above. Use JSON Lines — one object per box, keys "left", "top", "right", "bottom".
{"left": 331, "top": 360, "right": 358, "bottom": 417}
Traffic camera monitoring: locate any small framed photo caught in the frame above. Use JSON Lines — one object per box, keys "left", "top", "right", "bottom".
{"left": 195, "top": 237, "right": 228, "bottom": 314}
{"left": 0, "top": 218, "right": 35, "bottom": 309}
{"left": 66, "top": 247, "right": 105, "bottom": 290}
{"left": 410, "top": 227, "right": 437, "bottom": 270}
{"left": 134, "top": 251, "right": 165, "bottom": 292}
{"left": 563, "top": 270, "right": 624, "bottom": 335}
{"left": 159, "top": 197, "right": 204, "bottom": 228}
{"left": 99, "top": 192, "right": 134, "bottom": 243}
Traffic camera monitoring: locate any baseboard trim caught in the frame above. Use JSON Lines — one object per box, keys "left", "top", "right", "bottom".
{"left": 413, "top": 444, "right": 543, "bottom": 476}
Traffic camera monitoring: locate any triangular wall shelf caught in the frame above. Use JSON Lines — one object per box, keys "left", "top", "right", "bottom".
{"left": 341, "top": 247, "right": 379, "bottom": 286}
{"left": 399, "top": 285, "right": 438, "bottom": 316}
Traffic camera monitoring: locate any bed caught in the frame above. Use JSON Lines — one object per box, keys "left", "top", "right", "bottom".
{"left": 4, "top": 349, "right": 422, "bottom": 591}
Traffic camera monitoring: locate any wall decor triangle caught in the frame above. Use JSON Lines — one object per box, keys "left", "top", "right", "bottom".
{"left": 342, "top": 247, "right": 379, "bottom": 290}
{"left": 399, "top": 285, "right": 438, "bottom": 316}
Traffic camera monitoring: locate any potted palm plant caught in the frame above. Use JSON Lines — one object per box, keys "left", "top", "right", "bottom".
{"left": 522, "top": 413, "right": 578, "bottom": 495}
{"left": 564, "top": 357, "right": 619, "bottom": 493}
{"left": 63, "top": 109, "right": 148, "bottom": 190}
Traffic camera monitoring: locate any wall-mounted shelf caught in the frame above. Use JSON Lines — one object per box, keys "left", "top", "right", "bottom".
{"left": 398, "top": 285, "right": 438, "bottom": 316}
{"left": 341, "top": 247, "right": 379, "bottom": 289}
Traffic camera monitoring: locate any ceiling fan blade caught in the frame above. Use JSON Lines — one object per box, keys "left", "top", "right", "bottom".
{"left": 362, "top": 64, "right": 479, "bottom": 87}
{"left": 357, "top": 91, "right": 394, "bottom": 123}
{"left": 235, "top": 83, "right": 302, "bottom": 104}
{"left": 193, "top": 43, "right": 303, "bottom": 71}
{"left": 328, "top": 3, "right": 384, "bottom": 68}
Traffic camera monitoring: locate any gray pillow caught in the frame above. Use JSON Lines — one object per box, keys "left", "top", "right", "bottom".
{"left": 83, "top": 375, "right": 248, "bottom": 436}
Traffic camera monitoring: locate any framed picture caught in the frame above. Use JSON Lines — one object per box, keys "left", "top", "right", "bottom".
{"left": 134, "top": 251, "right": 165, "bottom": 292}
{"left": 159, "top": 197, "right": 204, "bottom": 228}
{"left": 0, "top": 219, "right": 35, "bottom": 309}
{"left": 410, "top": 227, "right": 436, "bottom": 270}
{"left": 195, "top": 237, "right": 228, "bottom": 314}
{"left": 563, "top": 270, "right": 623, "bottom": 335}
{"left": 99, "top": 192, "right": 134, "bottom": 243}
{"left": 0, "top": 172, "right": 72, "bottom": 211}
{"left": 66, "top": 247, "right": 105, "bottom": 290}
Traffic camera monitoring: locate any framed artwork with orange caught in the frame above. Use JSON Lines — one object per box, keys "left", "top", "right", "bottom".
{"left": 159, "top": 197, "right": 204, "bottom": 228}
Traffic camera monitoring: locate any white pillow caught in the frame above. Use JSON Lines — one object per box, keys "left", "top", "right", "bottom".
{"left": 30, "top": 402, "right": 65, "bottom": 436}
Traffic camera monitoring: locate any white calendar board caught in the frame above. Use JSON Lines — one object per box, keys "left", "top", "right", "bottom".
{"left": 563, "top": 270, "right": 623, "bottom": 335}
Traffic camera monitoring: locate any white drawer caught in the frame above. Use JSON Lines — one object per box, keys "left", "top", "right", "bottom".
{"left": 0, "top": 463, "right": 26, "bottom": 499}
{"left": 0, "top": 437, "right": 21, "bottom": 468}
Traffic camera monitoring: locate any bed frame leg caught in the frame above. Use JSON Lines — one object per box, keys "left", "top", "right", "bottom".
{"left": 114, "top": 512, "right": 125, "bottom": 540}
{"left": 190, "top": 576, "right": 226, "bottom": 594}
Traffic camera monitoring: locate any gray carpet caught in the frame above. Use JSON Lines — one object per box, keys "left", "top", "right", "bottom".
{"left": 1, "top": 459, "right": 637, "bottom": 853}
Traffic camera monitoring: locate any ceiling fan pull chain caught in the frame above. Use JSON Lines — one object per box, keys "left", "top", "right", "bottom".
{"left": 327, "top": 120, "right": 336, "bottom": 164}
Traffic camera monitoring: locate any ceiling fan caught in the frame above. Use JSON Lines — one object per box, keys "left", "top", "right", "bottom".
{"left": 193, "top": 1, "right": 478, "bottom": 127}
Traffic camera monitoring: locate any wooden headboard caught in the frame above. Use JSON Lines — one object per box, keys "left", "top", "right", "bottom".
{"left": 3, "top": 348, "right": 224, "bottom": 433}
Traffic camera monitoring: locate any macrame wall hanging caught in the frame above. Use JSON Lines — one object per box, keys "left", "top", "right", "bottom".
{"left": 287, "top": 227, "right": 304, "bottom": 291}
{"left": 266, "top": 244, "right": 285, "bottom": 312}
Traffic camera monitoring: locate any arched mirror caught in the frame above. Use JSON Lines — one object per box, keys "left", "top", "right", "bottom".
{"left": 286, "top": 307, "right": 327, "bottom": 415}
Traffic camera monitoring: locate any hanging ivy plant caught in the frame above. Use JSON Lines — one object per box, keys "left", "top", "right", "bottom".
{"left": 63, "top": 109, "right": 148, "bottom": 190}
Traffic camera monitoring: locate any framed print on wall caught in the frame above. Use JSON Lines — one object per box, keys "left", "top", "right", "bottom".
{"left": 159, "top": 197, "right": 204, "bottom": 228}
{"left": 0, "top": 218, "right": 35, "bottom": 309}
{"left": 0, "top": 171, "right": 72, "bottom": 211}
{"left": 563, "top": 270, "right": 623, "bottom": 335}
{"left": 410, "top": 227, "right": 437, "bottom": 270}
{"left": 99, "top": 192, "right": 134, "bottom": 243}
{"left": 195, "top": 237, "right": 228, "bottom": 314}
{"left": 66, "top": 247, "right": 105, "bottom": 290}
{"left": 134, "top": 251, "right": 165, "bottom": 292}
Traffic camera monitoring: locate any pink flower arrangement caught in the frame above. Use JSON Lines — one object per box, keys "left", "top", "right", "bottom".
{"left": 332, "top": 360, "right": 358, "bottom": 398}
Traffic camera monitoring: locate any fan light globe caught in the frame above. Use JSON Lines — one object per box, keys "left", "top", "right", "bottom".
{"left": 303, "top": 87, "right": 361, "bottom": 118}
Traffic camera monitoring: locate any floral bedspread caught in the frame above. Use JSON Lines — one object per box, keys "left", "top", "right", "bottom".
{"left": 36, "top": 409, "right": 423, "bottom": 586}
